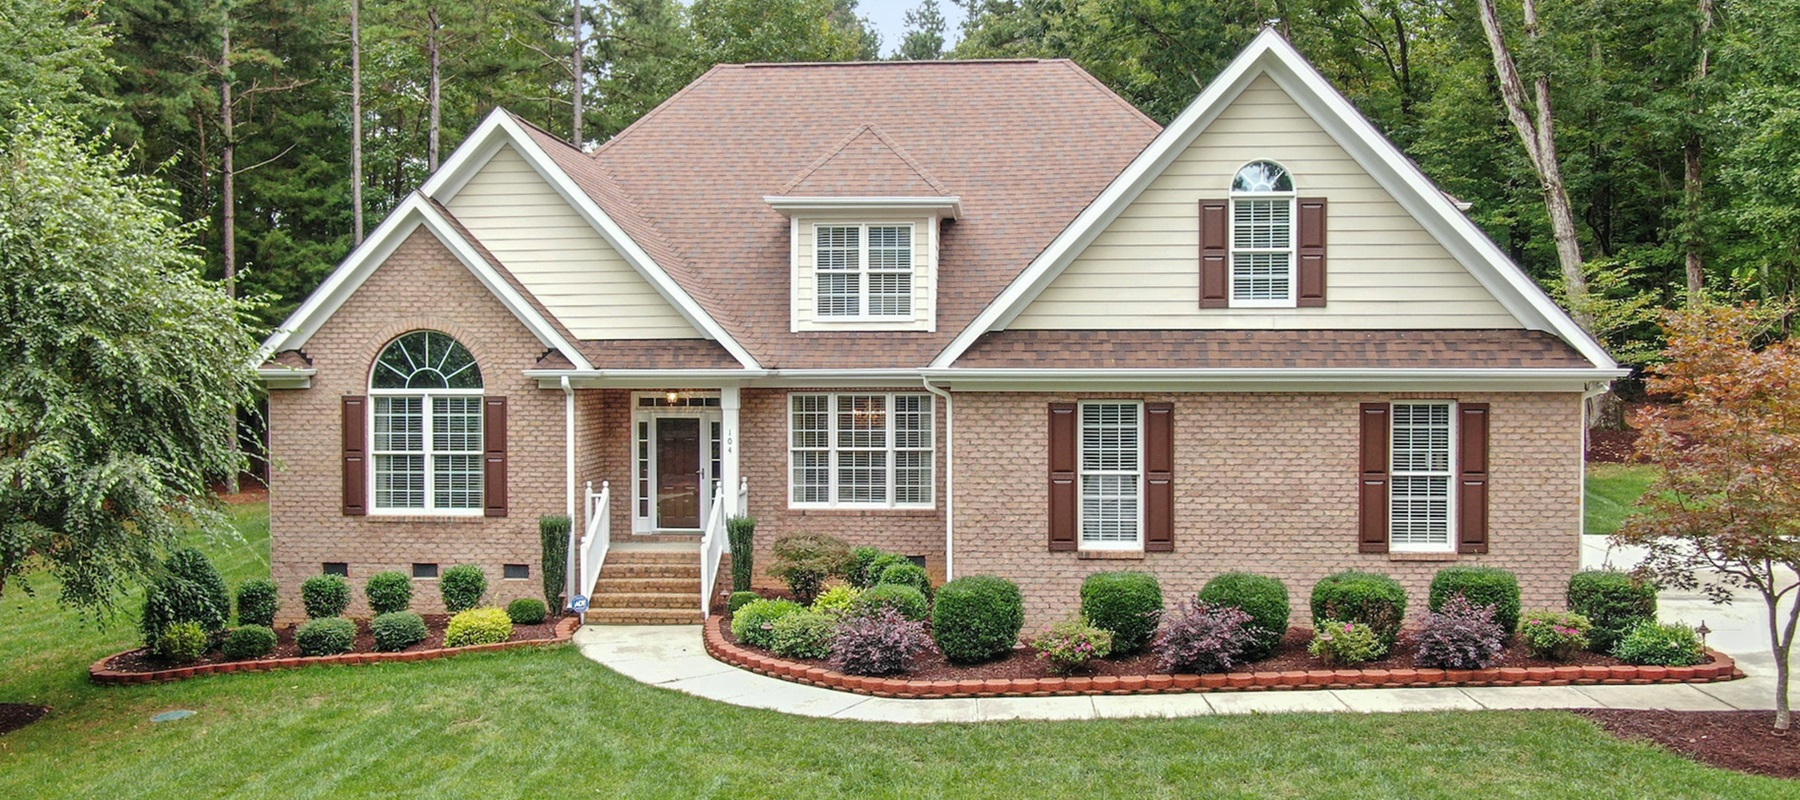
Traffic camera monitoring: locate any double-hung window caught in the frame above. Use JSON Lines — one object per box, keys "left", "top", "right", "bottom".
{"left": 1229, "top": 161, "right": 1296, "bottom": 306}
{"left": 369, "top": 330, "right": 484, "bottom": 513}
{"left": 789, "top": 393, "right": 933, "bottom": 508}
{"left": 1079, "top": 401, "right": 1143, "bottom": 550}
{"left": 1389, "top": 401, "right": 1454, "bottom": 551}
{"left": 815, "top": 223, "right": 914, "bottom": 318}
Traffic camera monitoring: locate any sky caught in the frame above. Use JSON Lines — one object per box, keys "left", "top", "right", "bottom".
{"left": 857, "top": 0, "right": 967, "bottom": 56}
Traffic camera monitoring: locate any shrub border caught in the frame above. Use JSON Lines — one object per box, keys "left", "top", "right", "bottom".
{"left": 702, "top": 615, "right": 1742, "bottom": 698}
{"left": 90, "top": 616, "right": 578, "bottom": 685}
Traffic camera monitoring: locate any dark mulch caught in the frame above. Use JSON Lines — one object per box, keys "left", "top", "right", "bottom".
{"left": 1577, "top": 709, "right": 1800, "bottom": 779}
{"left": 104, "top": 613, "right": 567, "bottom": 674}
{"left": 1586, "top": 426, "right": 1642, "bottom": 463}
{"left": 0, "top": 703, "right": 50, "bottom": 736}
{"left": 1252, "top": 627, "right": 1621, "bottom": 672}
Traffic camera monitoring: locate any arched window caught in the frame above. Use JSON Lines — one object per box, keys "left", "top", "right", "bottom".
{"left": 369, "top": 331, "right": 484, "bottom": 512}
{"left": 1229, "top": 161, "right": 1296, "bottom": 305}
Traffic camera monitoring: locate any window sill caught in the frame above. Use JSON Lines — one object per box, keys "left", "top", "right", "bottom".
{"left": 785, "top": 507, "right": 939, "bottom": 517}
{"left": 1388, "top": 551, "right": 1459, "bottom": 562}
{"left": 364, "top": 514, "right": 488, "bottom": 524}
{"left": 1077, "top": 549, "right": 1146, "bottom": 561}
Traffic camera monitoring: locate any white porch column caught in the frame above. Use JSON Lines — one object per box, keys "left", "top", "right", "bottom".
{"left": 720, "top": 383, "right": 742, "bottom": 516}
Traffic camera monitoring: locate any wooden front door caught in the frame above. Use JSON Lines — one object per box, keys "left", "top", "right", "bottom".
{"left": 655, "top": 417, "right": 701, "bottom": 529}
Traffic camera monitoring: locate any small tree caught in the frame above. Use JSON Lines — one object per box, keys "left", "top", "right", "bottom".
{"left": 1616, "top": 303, "right": 1800, "bottom": 732}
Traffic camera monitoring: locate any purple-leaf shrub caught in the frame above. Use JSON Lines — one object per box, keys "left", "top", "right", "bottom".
{"left": 829, "top": 607, "right": 930, "bottom": 676}
{"left": 1414, "top": 595, "right": 1507, "bottom": 670}
{"left": 1152, "top": 600, "right": 1257, "bottom": 674}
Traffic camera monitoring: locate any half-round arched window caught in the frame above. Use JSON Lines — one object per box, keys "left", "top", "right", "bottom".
{"left": 1228, "top": 160, "right": 1296, "bottom": 305}
{"left": 369, "top": 331, "right": 484, "bottom": 512}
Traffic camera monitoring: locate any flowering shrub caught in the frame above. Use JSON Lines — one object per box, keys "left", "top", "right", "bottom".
{"left": 829, "top": 607, "right": 930, "bottom": 676}
{"left": 1152, "top": 600, "right": 1256, "bottom": 674}
{"left": 1307, "top": 619, "right": 1385, "bottom": 665}
{"left": 1031, "top": 615, "right": 1114, "bottom": 675}
{"left": 1414, "top": 595, "right": 1506, "bottom": 670}
{"left": 1612, "top": 621, "right": 1706, "bottom": 667}
{"left": 770, "top": 610, "right": 838, "bottom": 660}
{"left": 730, "top": 598, "right": 804, "bottom": 649}
{"left": 1518, "top": 610, "right": 1592, "bottom": 661}
{"left": 811, "top": 584, "right": 863, "bottom": 616}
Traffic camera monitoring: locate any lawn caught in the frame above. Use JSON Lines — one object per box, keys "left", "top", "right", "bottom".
{"left": 2, "top": 501, "right": 1789, "bottom": 799}
{"left": 1586, "top": 463, "right": 1660, "bottom": 537}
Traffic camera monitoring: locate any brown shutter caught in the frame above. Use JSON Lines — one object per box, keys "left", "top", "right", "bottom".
{"left": 1048, "top": 402, "right": 1077, "bottom": 551}
{"left": 1358, "top": 403, "right": 1389, "bottom": 553}
{"left": 1457, "top": 403, "right": 1490, "bottom": 554}
{"left": 1199, "top": 200, "right": 1230, "bottom": 308}
{"left": 1297, "top": 197, "right": 1327, "bottom": 307}
{"left": 1144, "top": 401, "right": 1174, "bottom": 553}
{"left": 341, "top": 396, "right": 367, "bottom": 516}
{"left": 484, "top": 396, "right": 509, "bottom": 517}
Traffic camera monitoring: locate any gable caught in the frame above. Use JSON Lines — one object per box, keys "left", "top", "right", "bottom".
{"left": 445, "top": 143, "right": 703, "bottom": 340}
{"left": 1010, "top": 74, "right": 1521, "bottom": 331}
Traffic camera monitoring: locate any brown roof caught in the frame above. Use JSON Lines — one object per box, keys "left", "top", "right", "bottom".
{"left": 542, "top": 339, "right": 744, "bottom": 370}
{"left": 953, "top": 330, "right": 1595, "bottom": 370}
{"left": 780, "top": 124, "right": 951, "bottom": 197}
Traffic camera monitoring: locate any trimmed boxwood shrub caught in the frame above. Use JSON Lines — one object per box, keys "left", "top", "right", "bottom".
{"left": 932, "top": 575, "right": 1024, "bottom": 664}
{"left": 222, "top": 625, "right": 278, "bottom": 660}
{"left": 862, "top": 554, "right": 913, "bottom": 589}
{"left": 770, "top": 610, "right": 838, "bottom": 660}
{"left": 1429, "top": 566, "right": 1521, "bottom": 636}
{"left": 295, "top": 617, "right": 356, "bottom": 656}
{"left": 727, "top": 516, "right": 757, "bottom": 593}
{"left": 440, "top": 564, "right": 488, "bottom": 613}
{"left": 301, "top": 574, "right": 351, "bottom": 619}
{"left": 1613, "top": 620, "right": 1705, "bottom": 666}
{"left": 727, "top": 591, "right": 762, "bottom": 614}
{"left": 142, "top": 549, "right": 231, "bottom": 642}
{"left": 445, "top": 607, "right": 513, "bottom": 647}
{"left": 507, "top": 597, "right": 548, "bottom": 625}
{"left": 852, "top": 583, "right": 930, "bottom": 622}
{"left": 847, "top": 546, "right": 883, "bottom": 588}
{"left": 365, "top": 571, "right": 413, "bottom": 615}
{"left": 1568, "top": 570, "right": 1658, "bottom": 653}
{"left": 235, "top": 578, "right": 279, "bottom": 628}
{"left": 1080, "top": 571, "right": 1164, "bottom": 655}
{"left": 1310, "top": 570, "right": 1408, "bottom": 649}
{"left": 1196, "top": 572, "right": 1288, "bottom": 660}
{"left": 167, "top": 549, "right": 231, "bottom": 631}
{"left": 540, "top": 515, "right": 571, "bottom": 610}
{"left": 371, "top": 611, "right": 429, "bottom": 652}
{"left": 731, "top": 598, "right": 804, "bottom": 648}
{"left": 876, "top": 563, "right": 932, "bottom": 599}
{"left": 152, "top": 622, "right": 210, "bottom": 663}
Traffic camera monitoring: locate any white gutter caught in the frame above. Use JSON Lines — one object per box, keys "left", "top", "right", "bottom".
{"left": 921, "top": 377, "right": 954, "bottom": 581}
{"left": 921, "top": 367, "right": 1630, "bottom": 382}
{"left": 562, "top": 376, "right": 576, "bottom": 521}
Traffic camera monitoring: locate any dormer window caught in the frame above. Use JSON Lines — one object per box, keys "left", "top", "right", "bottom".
{"left": 816, "top": 223, "right": 915, "bottom": 318}
{"left": 1229, "top": 161, "right": 1296, "bottom": 307}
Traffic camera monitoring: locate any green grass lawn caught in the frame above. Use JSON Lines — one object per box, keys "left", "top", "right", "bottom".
{"left": 2, "top": 501, "right": 1788, "bottom": 799}
{"left": 1586, "top": 463, "right": 1660, "bottom": 537}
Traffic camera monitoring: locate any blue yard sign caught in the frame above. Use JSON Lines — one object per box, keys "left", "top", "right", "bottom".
{"left": 571, "top": 594, "right": 590, "bottom": 614}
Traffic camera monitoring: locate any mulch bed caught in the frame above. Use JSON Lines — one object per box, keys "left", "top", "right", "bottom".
{"left": 103, "top": 614, "right": 564, "bottom": 675}
{"left": 0, "top": 703, "right": 50, "bottom": 736}
{"left": 1577, "top": 709, "right": 1800, "bottom": 780}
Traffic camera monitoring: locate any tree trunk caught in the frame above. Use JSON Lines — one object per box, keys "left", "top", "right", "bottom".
{"left": 1772, "top": 586, "right": 1798, "bottom": 732}
{"left": 1683, "top": 0, "right": 1714, "bottom": 302}
{"left": 220, "top": 3, "right": 239, "bottom": 495}
{"left": 428, "top": 6, "right": 442, "bottom": 172}
{"left": 352, "top": 0, "right": 364, "bottom": 244}
{"left": 572, "top": 0, "right": 584, "bottom": 144}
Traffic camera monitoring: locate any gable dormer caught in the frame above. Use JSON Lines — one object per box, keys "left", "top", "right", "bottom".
{"left": 767, "top": 126, "right": 960, "bottom": 333}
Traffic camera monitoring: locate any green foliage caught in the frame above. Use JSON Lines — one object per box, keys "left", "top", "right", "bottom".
{"left": 931, "top": 575, "right": 1024, "bottom": 664}
{"left": 847, "top": 546, "right": 884, "bottom": 588}
{"left": 540, "top": 516, "right": 570, "bottom": 610}
{"left": 1310, "top": 571, "right": 1408, "bottom": 650}
{"left": 861, "top": 553, "right": 912, "bottom": 590}
{"left": 876, "top": 563, "right": 932, "bottom": 599}
{"left": 730, "top": 598, "right": 804, "bottom": 649}
{"left": 1429, "top": 567, "right": 1522, "bottom": 636}
{"left": 768, "top": 532, "right": 852, "bottom": 606}
{"left": 1519, "top": 610, "right": 1593, "bottom": 662}
{"left": 1568, "top": 570, "right": 1659, "bottom": 653}
{"left": 141, "top": 552, "right": 229, "bottom": 643}
{"left": 221, "top": 625, "right": 277, "bottom": 660}
{"left": 726, "top": 516, "right": 756, "bottom": 593}
{"left": 370, "top": 611, "right": 428, "bottom": 652}
{"left": 1079, "top": 571, "right": 1164, "bottom": 656}
{"left": 1031, "top": 614, "right": 1113, "bottom": 675}
{"left": 151, "top": 621, "right": 209, "bottom": 663}
{"left": 1196, "top": 572, "right": 1288, "bottom": 660}
{"left": 1613, "top": 621, "right": 1706, "bottom": 667}
{"left": 769, "top": 610, "right": 837, "bottom": 660}
{"left": 365, "top": 571, "right": 413, "bottom": 615}
{"left": 810, "top": 584, "right": 862, "bottom": 616}
{"left": 295, "top": 617, "right": 356, "bottom": 657}
{"left": 506, "top": 598, "right": 548, "bottom": 625}
{"left": 165, "top": 549, "right": 230, "bottom": 629}
{"left": 727, "top": 591, "right": 762, "bottom": 614}
{"left": 897, "top": 0, "right": 947, "bottom": 61}
{"left": 1308, "top": 619, "right": 1385, "bottom": 666}
{"left": 439, "top": 564, "right": 488, "bottom": 613}
{"left": 689, "top": 0, "right": 880, "bottom": 65}
{"left": 300, "top": 574, "right": 350, "bottom": 619}
{"left": 444, "top": 608, "right": 513, "bottom": 648}
{"left": 234, "top": 579, "right": 278, "bottom": 628}
{"left": 0, "top": 0, "right": 116, "bottom": 124}
{"left": 851, "top": 583, "right": 929, "bottom": 622}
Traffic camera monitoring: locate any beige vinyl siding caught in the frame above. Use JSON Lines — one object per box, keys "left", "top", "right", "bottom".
{"left": 446, "top": 144, "right": 702, "bottom": 339}
{"left": 791, "top": 216, "right": 935, "bottom": 332}
{"left": 1011, "top": 74, "right": 1523, "bottom": 330}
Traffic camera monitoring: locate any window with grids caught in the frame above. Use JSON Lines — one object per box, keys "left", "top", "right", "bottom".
{"left": 369, "top": 331, "right": 484, "bottom": 512}
{"left": 789, "top": 393, "right": 932, "bottom": 507}
{"left": 1229, "top": 161, "right": 1296, "bottom": 305}
{"left": 1079, "top": 402, "right": 1143, "bottom": 548}
{"left": 1389, "top": 401, "right": 1454, "bottom": 550}
{"left": 814, "top": 224, "right": 914, "bottom": 318}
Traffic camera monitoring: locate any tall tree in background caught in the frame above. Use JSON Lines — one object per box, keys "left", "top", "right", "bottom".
{"left": 0, "top": 0, "right": 117, "bottom": 123}
{"left": 590, "top": 0, "right": 698, "bottom": 139}
{"left": 572, "top": 0, "right": 585, "bottom": 143}
{"left": 898, "top": 0, "right": 946, "bottom": 60}
{"left": 690, "top": 0, "right": 879, "bottom": 64}
{"left": 352, "top": 0, "right": 365, "bottom": 243}
{"left": 1682, "top": 0, "right": 1715, "bottom": 301}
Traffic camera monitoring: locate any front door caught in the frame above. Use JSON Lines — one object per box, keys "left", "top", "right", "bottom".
{"left": 655, "top": 417, "right": 701, "bottom": 529}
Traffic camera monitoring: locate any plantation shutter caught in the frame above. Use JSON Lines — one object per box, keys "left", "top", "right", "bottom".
{"left": 1358, "top": 402, "right": 1389, "bottom": 553}
{"left": 1144, "top": 401, "right": 1174, "bottom": 552}
{"left": 1297, "top": 198, "right": 1327, "bottom": 307}
{"left": 1199, "top": 200, "right": 1230, "bottom": 308}
{"left": 1457, "top": 403, "right": 1490, "bottom": 554}
{"left": 484, "top": 396, "right": 509, "bottom": 517}
{"left": 341, "top": 396, "right": 368, "bottom": 516}
{"left": 1048, "top": 402, "right": 1078, "bottom": 551}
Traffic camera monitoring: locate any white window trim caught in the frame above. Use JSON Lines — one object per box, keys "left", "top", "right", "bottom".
{"left": 1077, "top": 400, "right": 1145, "bottom": 552}
{"left": 368, "top": 387, "right": 486, "bottom": 517}
{"left": 786, "top": 392, "right": 935, "bottom": 510}
{"left": 812, "top": 222, "right": 916, "bottom": 321}
{"left": 1227, "top": 193, "right": 1297, "bottom": 308}
{"left": 1388, "top": 400, "right": 1458, "bottom": 553}
{"left": 629, "top": 391, "right": 722, "bottom": 533}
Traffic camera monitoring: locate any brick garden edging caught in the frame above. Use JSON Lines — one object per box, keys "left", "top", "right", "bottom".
{"left": 89, "top": 616, "right": 579, "bottom": 685}
{"left": 702, "top": 616, "right": 1744, "bottom": 699}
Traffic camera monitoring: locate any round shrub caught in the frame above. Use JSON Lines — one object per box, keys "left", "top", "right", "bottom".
{"left": 235, "top": 578, "right": 279, "bottom": 628}
{"left": 1079, "top": 572, "right": 1164, "bottom": 656}
{"left": 1308, "top": 619, "right": 1385, "bottom": 665}
{"left": 876, "top": 563, "right": 933, "bottom": 599}
{"left": 440, "top": 564, "right": 488, "bottom": 613}
{"left": 371, "top": 611, "right": 429, "bottom": 652}
{"left": 295, "top": 617, "right": 356, "bottom": 656}
{"left": 301, "top": 574, "right": 351, "bottom": 619}
{"left": 847, "top": 546, "right": 886, "bottom": 588}
{"left": 365, "top": 571, "right": 414, "bottom": 615}
{"left": 1429, "top": 566, "right": 1521, "bottom": 636}
{"left": 166, "top": 549, "right": 231, "bottom": 631}
{"left": 769, "top": 532, "right": 853, "bottom": 605}
{"left": 811, "top": 584, "right": 862, "bottom": 615}
{"left": 863, "top": 553, "right": 913, "bottom": 589}
{"left": 770, "top": 610, "right": 838, "bottom": 660}
{"left": 1613, "top": 620, "right": 1705, "bottom": 667}
{"left": 445, "top": 607, "right": 513, "bottom": 647}
{"left": 1519, "top": 610, "right": 1592, "bottom": 661}
{"left": 727, "top": 591, "right": 762, "bottom": 614}
{"left": 829, "top": 607, "right": 929, "bottom": 676}
{"left": 1154, "top": 600, "right": 1257, "bottom": 674}
{"left": 932, "top": 575, "right": 1024, "bottom": 664}
{"left": 152, "top": 621, "right": 210, "bottom": 663}
{"left": 507, "top": 597, "right": 549, "bottom": 624}
{"left": 1196, "top": 572, "right": 1289, "bottom": 660}
{"left": 222, "top": 625, "right": 278, "bottom": 660}
{"left": 141, "top": 575, "right": 225, "bottom": 644}
{"left": 852, "top": 583, "right": 930, "bottom": 622}
{"left": 1032, "top": 614, "right": 1113, "bottom": 675}
{"left": 1414, "top": 595, "right": 1507, "bottom": 670}
{"left": 730, "top": 598, "right": 804, "bottom": 649}
{"left": 1568, "top": 570, "right": 1658, "bottom": 653}
{"left": 1310, "top": 570, "right": 1408, "bottom": 648}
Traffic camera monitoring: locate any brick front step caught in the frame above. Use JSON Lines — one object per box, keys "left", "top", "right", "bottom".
{"left": 604, "top": 551, "right": 700, "bottom": 566}
{"left": 585, "top": 608, "right": 705, "bottom": 625}
{"left": 592, "top": 592, "right": 701, "bottom": 609}
{"left": 594, "top": 577, "right": 701, "bottom": 593}
{"left": 596, "top": 564, "right": 701, "bottom": 579}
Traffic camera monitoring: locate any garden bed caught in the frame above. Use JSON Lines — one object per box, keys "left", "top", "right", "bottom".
{"left": 90, "top": 615, "right": 578, "bottom": 685}
{"left": 1577, "top": 709, "right": 1800, "bottom": 780}
{"left": 0, "top": 703, "right": 50, "bottom": 736}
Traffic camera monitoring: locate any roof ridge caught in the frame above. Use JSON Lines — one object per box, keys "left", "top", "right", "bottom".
{"left": 775, "top": 124, "right": 952, "bottom": 197}
{"left": 741, "top": 58, "right": 1052, "bottom": 68}
{"left": 1054, "top": 59, "right": 1162, "bottom": 133}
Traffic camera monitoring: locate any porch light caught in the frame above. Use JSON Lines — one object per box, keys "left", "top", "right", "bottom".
{"left": 665, "top": 390, "right": 682, "bottom": 405}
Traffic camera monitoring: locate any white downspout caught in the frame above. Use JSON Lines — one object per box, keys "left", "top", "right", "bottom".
{"left": 922, "top": 378, "right": 953, "bottom": 580}
{"left": 562, "top": 376, "right": 576, "bottom": 520}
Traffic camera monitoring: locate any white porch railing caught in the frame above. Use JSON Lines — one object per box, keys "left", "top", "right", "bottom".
{"left": 575, "top": 481, "right": 610, "bottom": 611}
{"left": 699, "top": 482, "right": 728, "bottom": 618}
